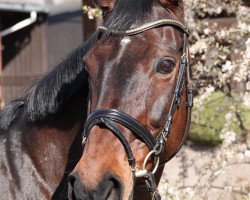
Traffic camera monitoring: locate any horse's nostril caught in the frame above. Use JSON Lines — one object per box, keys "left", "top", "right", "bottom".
{"left": 68, "top": 174, "right": 76, "bottom": 187}
{"left": 67, "top": 172, "right": 123, "bottom": 200}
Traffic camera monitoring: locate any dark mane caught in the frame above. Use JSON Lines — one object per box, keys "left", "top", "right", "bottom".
{"left": 0, "top": 33, "right": 97, "bottom": 131}
{"left": 25, "top": 46, "right": 87, "bottom": 123}
{"left": 103, "top": 0, "right": 153, "bottom": 32}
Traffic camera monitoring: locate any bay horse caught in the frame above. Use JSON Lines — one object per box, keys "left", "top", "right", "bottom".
{"left": 0, "top": 0, "right": 193, "bottom": 199}
{"left": 0, "top": 34, "right": 96, "bottom": 199}
{"left": 68, "top": 0, "right": 193, "bottom": 200}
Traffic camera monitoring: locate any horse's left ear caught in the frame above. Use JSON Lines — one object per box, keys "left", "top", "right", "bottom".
{"left": 94, "top": 0, "right": 116, "bottom": 17}
{"left": 159, "top": 0, "right": 182, "bottom": 6}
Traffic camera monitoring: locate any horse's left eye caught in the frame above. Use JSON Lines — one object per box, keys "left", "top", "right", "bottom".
{"left": 156, "top": 58, "right": 176, "bottom": 74}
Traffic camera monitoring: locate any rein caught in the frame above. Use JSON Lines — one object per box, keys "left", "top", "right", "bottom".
{"left": 83, "top": 19, "right": 193, "bottom": 200}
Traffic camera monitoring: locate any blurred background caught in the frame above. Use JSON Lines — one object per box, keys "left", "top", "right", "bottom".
{"left": 1, "top": 0, "right": 250, "bottom": 199}
{"left": 0, "top": 0, "right": 84, "bottom": 103}
{"left": 163, "top": 1, "right": 250, "bottom": 199}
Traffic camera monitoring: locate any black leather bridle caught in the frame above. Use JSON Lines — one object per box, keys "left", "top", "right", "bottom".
{"left": 82, "top": 19, "right": 193, "bottom": 200}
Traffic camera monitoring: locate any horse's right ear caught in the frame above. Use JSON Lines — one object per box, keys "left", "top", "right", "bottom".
{"left": 93, "top": 0, "right": 116, "bottom": 18}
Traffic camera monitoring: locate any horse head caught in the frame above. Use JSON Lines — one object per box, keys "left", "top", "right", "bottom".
{"left": 68, "top": 0, "right": 192, "bottom": 199}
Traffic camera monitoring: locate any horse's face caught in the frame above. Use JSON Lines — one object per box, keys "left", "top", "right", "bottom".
{"left": 69, "top": 0, "right": 189, "bottom": 199}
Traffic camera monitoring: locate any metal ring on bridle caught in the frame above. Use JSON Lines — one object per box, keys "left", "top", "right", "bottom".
{"left": 143, "top": 150, "right": 160, "bottom": 174}
{"left": 134, "top": 150, "right": 160, "bottom": 177}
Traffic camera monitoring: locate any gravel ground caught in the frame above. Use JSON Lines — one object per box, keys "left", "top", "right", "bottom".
{"left": 158, "top": 144, "right": 250, "bottom": 200}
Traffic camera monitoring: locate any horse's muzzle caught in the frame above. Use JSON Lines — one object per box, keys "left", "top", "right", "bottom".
{"left": 68, "top": 172, "right": 123, "bottom": 200}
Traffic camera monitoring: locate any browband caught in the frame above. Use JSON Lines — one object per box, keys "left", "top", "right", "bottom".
{"left": 97, "top": 19, "right": 189, "bottom": 36}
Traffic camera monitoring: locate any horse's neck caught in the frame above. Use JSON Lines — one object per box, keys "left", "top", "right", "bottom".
{"left": 0, "top": 124, "right": 51, "bottom": 199}
{"left": 0, "top": 118, "right": 83, "bottom": 199}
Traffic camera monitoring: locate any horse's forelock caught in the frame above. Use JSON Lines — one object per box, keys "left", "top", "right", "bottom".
{"left": 103, "top": 0, "right": 154, "bottom": 33}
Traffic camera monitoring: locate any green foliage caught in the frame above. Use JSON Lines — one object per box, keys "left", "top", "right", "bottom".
{"left": 189, "top": 91, "right": 250, "bottom": 145}
{"left": 239, "top": 102, "right": 250, "bottom": 131}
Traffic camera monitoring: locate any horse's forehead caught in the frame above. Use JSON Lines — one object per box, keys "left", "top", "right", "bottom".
{"left": 85, "top": 36, "right": 145, "bottom": 64}
{"left": 85, "top": 26, "right": 182, "bottom": 72}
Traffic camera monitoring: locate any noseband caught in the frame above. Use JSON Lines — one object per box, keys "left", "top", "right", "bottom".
{"left": 82, "top": 19, "right": 193, "bottom": 200}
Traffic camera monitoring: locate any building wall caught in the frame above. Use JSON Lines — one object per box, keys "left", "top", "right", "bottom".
{"left": 0, "top": 31, "right": 3, "bottom": 107}
{"left": 0, "top": 6, "right": 83, "bottom": 103}
{"left": 47, "top": 9, "right": 83, "bottom": 70}
{"left": 0, "top": 13, "right": 47, "bottom": 103}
